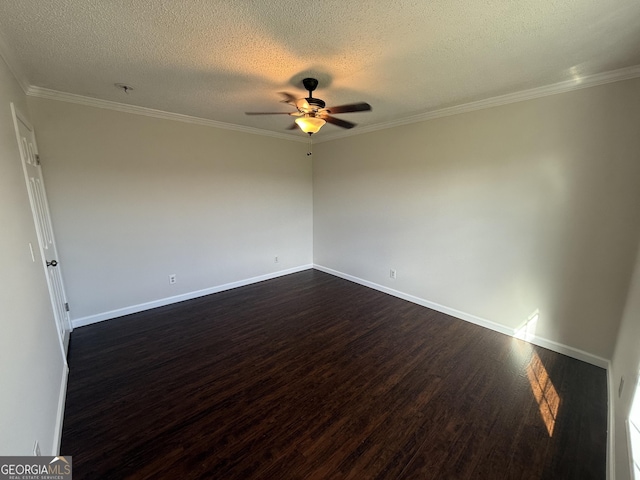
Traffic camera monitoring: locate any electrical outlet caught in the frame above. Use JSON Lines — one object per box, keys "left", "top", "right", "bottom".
{"left": 274, "top": 256, "right": 279, "bottom": 263}
{"left": 169, "top": 274, "right": 177, "bottom": 285}
{"left": 390, "top": 269, "right": 397, "bottom": 280}
{"left": 33, "top": 440, "right": 40, "bottom": 456}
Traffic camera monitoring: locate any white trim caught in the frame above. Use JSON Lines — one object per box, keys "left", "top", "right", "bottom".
{"left": 632, "top": 418, "right": 637, "bottom": 480}
{"left": 72, "top": 265, "right": 313, "bottom": 328}
{"left": 314, "top": 64, "right": 640, "bottom": 143}
{"left": 313, "top": 264, "right": 609, "bottom": 368}
{"left": 53, "top": 363, "right": 69, "bottom": 456}
{"left": 627, "top": 420, "right": 637, "bottom": 480}
{"left": 314, "top": 265, "right": 513, "bottom": 334}
{"left": 524, "top": 334, "right": 609, "bottom": 369}
{"left": 68, "top": 262, "right": 613, "bottom": 466}
{"left": 16, "top": 64, "right": 639, "bottom": 146}
{"left": 315, "top": 264, "right": 613, "bottom": 472}
{"left": 26, "top": 86, "right": 308, "bottom": 143}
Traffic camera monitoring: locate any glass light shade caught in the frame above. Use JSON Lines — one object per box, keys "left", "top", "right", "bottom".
{"left": 295, "top": 116, "right": 326, "bottom": 134}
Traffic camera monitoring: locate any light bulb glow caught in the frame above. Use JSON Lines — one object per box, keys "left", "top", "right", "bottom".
{"left": 295, "top": 116, "right": 326, "bottom": 134}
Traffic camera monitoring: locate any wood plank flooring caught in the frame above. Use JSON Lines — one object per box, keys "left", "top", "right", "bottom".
{"left": 61, "top": 269, "right": 607, "bottom": 479}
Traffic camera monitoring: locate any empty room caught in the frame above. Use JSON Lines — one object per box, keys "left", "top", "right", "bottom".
{"left": 1, "top": 1, "right": 640, "bottom": 479}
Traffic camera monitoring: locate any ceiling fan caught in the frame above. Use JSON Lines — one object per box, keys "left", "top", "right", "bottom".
{"left": 246, "top": 78, "right": 372, "bottom": 135}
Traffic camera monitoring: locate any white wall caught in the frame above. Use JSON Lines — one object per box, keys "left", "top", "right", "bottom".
{"left": 314, "top": 78, "right": 640, "bottom": 360}
{"left": 26, "top": 98, "right": 313, "bottom": 323}
{"left": 612, "top": 242, "right": 640, "bottom": 480}
{"left": 0, "top": 57, "right": 67, "bottom": 454}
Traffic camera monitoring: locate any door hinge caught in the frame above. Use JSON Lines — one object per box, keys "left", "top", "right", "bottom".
{"left": 35, "top": 154, "right": 41, "bottom": 166}
{"left": 65, "top": 302, "right": 70, "bottom": 312}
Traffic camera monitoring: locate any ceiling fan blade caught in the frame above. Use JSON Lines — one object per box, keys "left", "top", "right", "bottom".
{"left": 324, "top": 115, "right": 356, "bottom": 129}
{"left": 296, "top": 98, "right": 310, "bottom": 110}
{"left": 325, "top": 102, "right": 371, "bottom": 114}
{"left": 279, "top": 92, "right": 297, "bottom": 105}
{"left": 286, "top": 123, "right": 298, "bottom": 130}
{"left": 245, "top": 112, "right": 294, "bottom": 115}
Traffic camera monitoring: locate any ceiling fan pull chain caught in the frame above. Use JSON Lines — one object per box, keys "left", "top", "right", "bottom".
{"left": 307, "top": 135, "right": 313, "bottom": 156}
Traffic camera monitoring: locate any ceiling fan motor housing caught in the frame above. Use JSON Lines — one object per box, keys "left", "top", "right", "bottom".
{"left": 307, "top": 97, "right": 326, "bottom": 109}
{"left": 302, "top": 78, "right": 326, "bottom": 108}
{"left": 302, "top": 77, "right": 319, "bottom": 92}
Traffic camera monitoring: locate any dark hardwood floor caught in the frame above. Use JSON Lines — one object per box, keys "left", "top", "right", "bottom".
{"left": 61, "top": 269, "right": 607, "bottom": 479}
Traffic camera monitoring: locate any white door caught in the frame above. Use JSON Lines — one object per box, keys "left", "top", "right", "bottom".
{"left": 11, "top": 103, "right": 72, "bottom": 356}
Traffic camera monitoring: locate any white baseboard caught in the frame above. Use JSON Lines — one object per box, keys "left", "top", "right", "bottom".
{"left": 314, "top": 265, "right": 514, "bottom": 335}
{"left": 53, "top": 363, "right": 68, "bottom": 455}
{"left": 523, "top": 335, "right": 609, "bottom": 369}
{"left": 316, "top": 264, "right": 613, "bottom": 478}
{"left": 65, "top": 263, "right": 614, "bottom": 472}
{"left": 313, "top": 264, "right": 609, "bottom": 369}
{"left": 72, "top": 265, "right": 313, "bottom": 328}
{"left": 73, "top": 263, "right": 611, "bottom": 369}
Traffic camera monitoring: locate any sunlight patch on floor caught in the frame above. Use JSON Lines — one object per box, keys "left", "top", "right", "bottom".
{"left": 526, "top": 351, "right": 560, "bottom": 437}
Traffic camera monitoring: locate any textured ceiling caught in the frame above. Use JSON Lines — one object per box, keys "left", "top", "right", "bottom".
{"left": 1, "top": 0, "right": 639, "bottom": 139}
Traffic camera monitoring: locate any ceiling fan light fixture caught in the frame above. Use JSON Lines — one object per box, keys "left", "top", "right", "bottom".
{"left": 295, "top": 115, "right": 326, "bottom": 134}
{"left": 246, "top": 78, "right": 369, "bottom": 134}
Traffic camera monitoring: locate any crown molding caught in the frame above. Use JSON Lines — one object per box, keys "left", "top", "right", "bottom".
{"left": 0, "top": 33, "right": 30, "bottom": 94}
{"left": 26, "top": 86, "right": 308, "bottom": 143}
{"left": 314, "top": 64, "right": 640, "bottom": 143}
{"left": 19, "top": 63, "right": 640, "bottom": 145}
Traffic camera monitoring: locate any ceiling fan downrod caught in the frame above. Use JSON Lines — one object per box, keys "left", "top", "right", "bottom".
{"left": 302, "top": 77, "right": 319, "bottom": 97}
